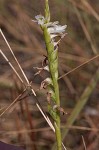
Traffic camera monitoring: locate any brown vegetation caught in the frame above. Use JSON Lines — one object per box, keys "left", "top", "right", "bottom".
{"left": 0, "top": 0, "right": 99, "bottom": 149}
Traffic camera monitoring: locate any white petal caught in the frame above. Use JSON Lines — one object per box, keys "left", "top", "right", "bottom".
{"left": 44, "top": 66, "right": 49, "bottom": 71}
{"left": 32, "top": 20, "right": 37, "bottom": 23}
{"left": 50, "top": 34, "right": 58, "bottom": 39}
{"left": 35, "top": 15, "right": 44, "bottom": 20}
{"left": 45, "top": 78, "right": 52, "bottom": 83}
{"left": 35, "top": 15, "right": 45, "bottom": 25}
{"left": 53, "top": 41, "right": 58, "bottom": 46}
{"left": 46, "top": 21, "right": 59, "bottom": 27}
{"left": 48, "top": 25, "right": 67, "bottom": 34}
{"left": 56, "top": 25, "right": 67, "bottom": 32}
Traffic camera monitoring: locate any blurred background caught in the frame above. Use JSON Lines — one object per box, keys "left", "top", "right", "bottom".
{"left": 0, "top": 0, "right": 99, "bottom": 149}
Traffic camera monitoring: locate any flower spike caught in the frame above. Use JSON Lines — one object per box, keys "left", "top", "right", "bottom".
{"left": 33, "top": 0, "right": 67, "bottom": 149}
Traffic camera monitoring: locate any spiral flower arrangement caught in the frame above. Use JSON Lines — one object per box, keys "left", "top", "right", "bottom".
{"left": 33, "top": 0, "right": 67, "bottom": 149}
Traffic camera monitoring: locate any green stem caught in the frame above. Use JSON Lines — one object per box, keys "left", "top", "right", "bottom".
{"left": 51, "top": 69, "right": 62, "bottom": 150}
{"left": 43, "top": 26, "right": 62, "bottom": 150}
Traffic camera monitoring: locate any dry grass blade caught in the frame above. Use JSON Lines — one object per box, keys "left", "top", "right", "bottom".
{"left": 81, "top": 0, "right": 99, "bottom": 22}
{"left": 61, "top": 125, "right": 99, "bottom": 132}
{"left": 59, "top": 54, "right": 99, "bottom": 80}
{"left": 72, "top": 4, "right": 97, "bottom": 54}
{"left": 0, "top": 88, "right": 27, "bottom": 117}
{"left": 35, "top": 102, "right": 55, "bottom": 132}
{"left": 0, "top": 49, "right": 55, "bottom": 140}
{"left": 0, "top": 29, "right": 36, "bottom": 96}
{"left": 2, "top": 125, "right": 99, "bottom": 135}
{"left": 82, "top": 135, "right": 87, "bottom": 150}
{"left": 0, "top": 28, "right": 32, "bottom": 87}
{"left": 0, "top": 49, "right": 24, "bottom": 84}
{"left": 62, "top": 68, "right": 99, "bottom": 140}
{"left": 0, "top": 29, "right": 59, "bottom": 146}
{"left": 68, "top": 0, "right": 99, "bottom": 22}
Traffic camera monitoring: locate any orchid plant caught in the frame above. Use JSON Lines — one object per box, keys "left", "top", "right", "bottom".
{"left": 33, "top": 0, "right": 67, "bottom": 149}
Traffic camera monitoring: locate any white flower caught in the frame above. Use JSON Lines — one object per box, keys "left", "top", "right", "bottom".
{"left": 46, "top": 21, "right": 59, "bottom": 27}
{"left": 40, "top": 78, "right": 53, "bottom": 89}
{"left": 50, "top": 34, "right": 58, "bottom": 39}
{"left": 48, "top": 25, "right": 67, "bottom": 34}
{"left": 33, "top": 14, "right": 67, "bottom": 48}
{"left": 33, "top": 15, "right": 67, "bottom": 34}
{"left": 44, "top": 65, "right": 49, "bottom": 71}
{"left": 47, "top": 22, "right": 67, "bottom": 47}
{"left": 48, "top": 24, "right": 67, "bottom": 49}
{"left": 33, "top": 15, "right": 46, "bottom": 25}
